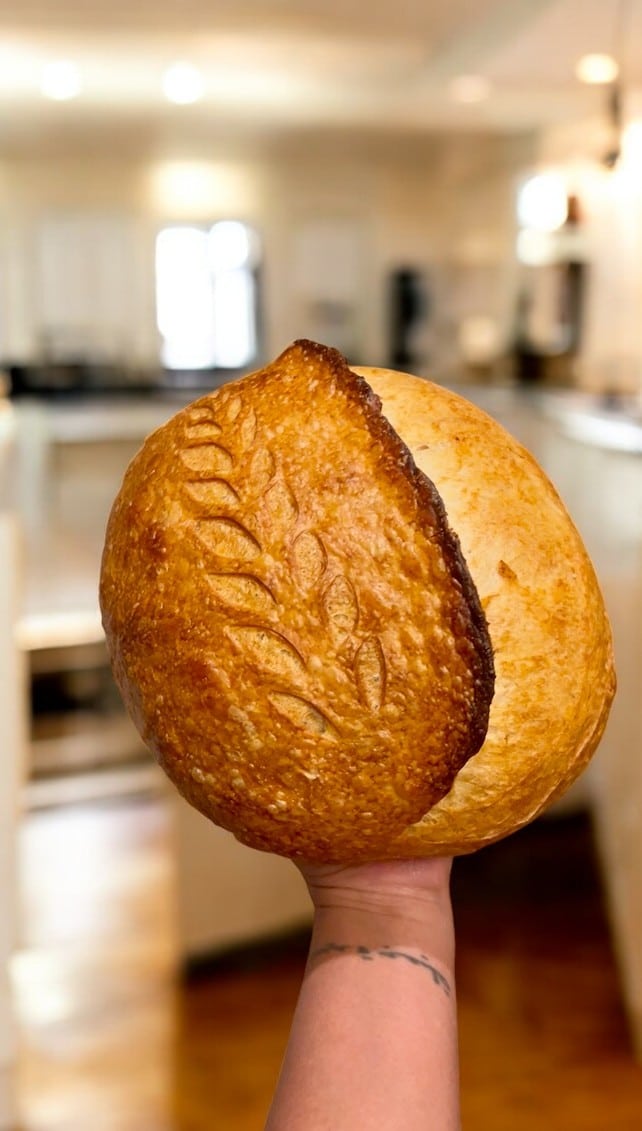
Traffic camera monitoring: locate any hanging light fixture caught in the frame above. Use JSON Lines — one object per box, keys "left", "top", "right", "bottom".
{"left": 596, "top": 0, "right": 630, "bottom": 168}
{"left": 602, "top": 82, "right": 623, "bottom": 169}
{"left": 573, "top": 1, "right": 635, "bottom": 168}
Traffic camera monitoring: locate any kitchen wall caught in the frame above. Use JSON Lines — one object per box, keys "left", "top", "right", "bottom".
{"left": 0, "top": 128, "right": 536, "bottom": 376}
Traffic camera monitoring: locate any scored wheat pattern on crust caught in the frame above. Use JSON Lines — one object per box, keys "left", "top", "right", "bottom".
{"left": 194, "top": 516, "right": 262, "bottom": 561}
{"left": 355, "top": 636, "right": 387, "bottom": 713}
{"left": 291, "top": 530, "right": 327, "bottom": 589}
{"left": 206, "top": 574, "right": 277, "bottom": 616}
{"left": 268, "top": 692, "right": 339, "bottom": 738}
{"left": 224, "top": 625, "right": 307, "bottom": 681}
{"left": 178, "top": 398, "right": 388, "bottom": 735}
{"left": 184, "top": 479, "right": 240, "bottom": 510}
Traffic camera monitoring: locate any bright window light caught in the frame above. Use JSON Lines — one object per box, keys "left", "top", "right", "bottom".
{"left": 212, "top": 271, "right": 256, "bottom": 369}
{"left": 156, "top": 227, "right": 215, "bottom": 369}
{"left": 156, "top": 222, "right": 258, "bottom": 370}
{"left": 517, "top": 173, "right": 568, "bottom": 232}
{"left": 208, "top": 220, "right": 253, "bottom": 272}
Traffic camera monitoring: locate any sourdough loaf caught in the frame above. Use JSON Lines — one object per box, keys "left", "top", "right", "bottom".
{"left": 100, "top": 340, "right": 615, "bottom": 861}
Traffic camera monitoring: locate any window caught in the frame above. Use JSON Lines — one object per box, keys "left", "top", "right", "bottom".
{"left": 155, "top": 220, "right": 259, "bottom": 371}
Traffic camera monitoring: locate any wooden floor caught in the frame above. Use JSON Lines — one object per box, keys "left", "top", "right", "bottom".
{"left": 11, "top": 795, "right": 642, "bottom": 1130}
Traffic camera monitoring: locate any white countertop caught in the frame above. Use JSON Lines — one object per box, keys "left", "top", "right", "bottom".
{"left": 6, "top": 399, "right": 184, "bottom": 651}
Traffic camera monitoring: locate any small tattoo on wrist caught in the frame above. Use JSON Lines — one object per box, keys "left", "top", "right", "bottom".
{"left": 309, "top": 943, "right": 452, "bottom": 997}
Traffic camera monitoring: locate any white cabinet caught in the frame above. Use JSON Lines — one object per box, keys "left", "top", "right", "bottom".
{"left": 34, "top": 212, "right": 144, "bottom": 364}
{"left": 562, "top": 441, "right": 642, "bottom": 1059}
{"left": 175, "top": 802, "right": 311, "bottom": 960}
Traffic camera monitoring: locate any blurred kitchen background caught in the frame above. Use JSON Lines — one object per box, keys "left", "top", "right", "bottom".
{"left": 1, "top": 1, "right": 642, "bottom": 1128}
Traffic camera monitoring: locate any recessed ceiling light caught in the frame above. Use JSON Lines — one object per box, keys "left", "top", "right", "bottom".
{"left": 162, "top": 62, "right": 205, "bottom": 105}
{"left": 41, "top": 60, "right": 82, "bottom": 101}
{"left": 449, "top": 75, "right": 491, "bottom": 104}
{"left": 575, "top": 53, "right": 619, "bottom": 85}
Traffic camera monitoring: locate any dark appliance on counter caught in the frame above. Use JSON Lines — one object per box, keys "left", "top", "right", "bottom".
{"left": 387, "top": 267, "right": 430, "bottom": 372}
{"left": 5, "top": 360, "right": 237, "bottom": 399}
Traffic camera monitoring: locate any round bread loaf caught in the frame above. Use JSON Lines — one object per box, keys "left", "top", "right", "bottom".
{"left": 100, "top": 340, "right": 615, "bottom": 862}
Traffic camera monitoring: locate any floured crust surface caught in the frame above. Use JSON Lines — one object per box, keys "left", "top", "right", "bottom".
{"left": 354, "top": 367, "right": 616, "bottom": 856}
{"left": 100, "top": 341, "right": 494, "bottom": 862}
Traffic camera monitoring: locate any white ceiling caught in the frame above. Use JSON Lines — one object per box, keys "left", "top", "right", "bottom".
{"left": 0, "top": 0, "right": 638, "bottom": 154}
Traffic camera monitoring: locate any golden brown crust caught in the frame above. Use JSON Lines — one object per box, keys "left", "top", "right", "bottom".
{"left": 100, "top": 340, "right": 494, "bottom": 863}
{"left": 354, "top": 366, "right": 616, "bottom": 855}
{"left": 100, "top": 342, "right": 615, "bottom": 862}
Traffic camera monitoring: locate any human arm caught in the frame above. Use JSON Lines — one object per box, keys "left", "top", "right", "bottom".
{"left": 264, "top": 856, "right": 460, "bottom": 1131}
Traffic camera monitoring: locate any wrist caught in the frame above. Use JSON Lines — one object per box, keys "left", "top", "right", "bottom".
{"left": 303, "top": 857, "right": 452, "bottom": 921}
{"left": 308, "top": 886, "right": 455, "bottom": 975}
